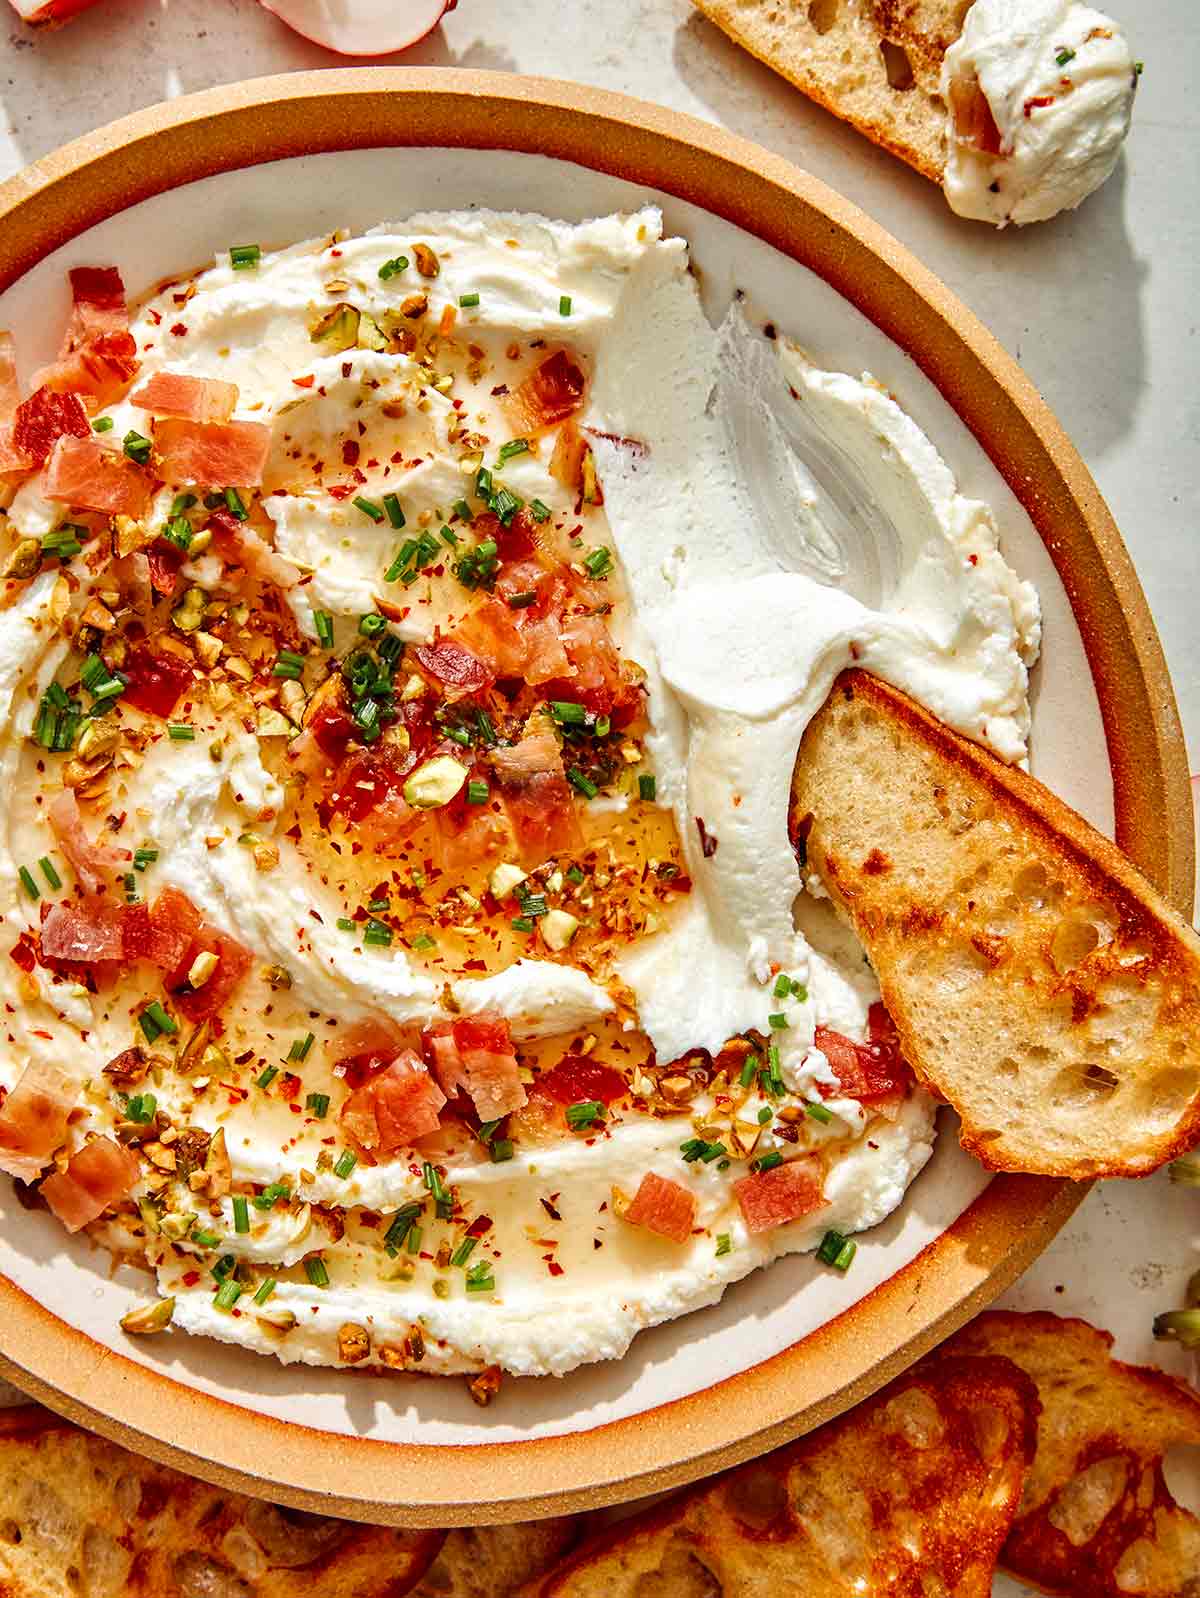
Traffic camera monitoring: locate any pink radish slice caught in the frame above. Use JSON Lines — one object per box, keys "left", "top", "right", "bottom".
{"left": 259, "top": 0, "right": 456, "bottom": 56}
{"left": 9, "top": 0, "right": 102, "bottom": 22}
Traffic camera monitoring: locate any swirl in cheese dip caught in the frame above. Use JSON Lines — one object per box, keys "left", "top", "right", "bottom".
{"left": 0, "top": 210, "right": 1038, "bottom": 1382}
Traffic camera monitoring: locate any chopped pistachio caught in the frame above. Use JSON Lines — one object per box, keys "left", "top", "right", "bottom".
{"left": 171, "top": 587, "right": 206, "bottom": 634}
{"left": 488, "top": 861, "right": 527, "bottom": 900}
{"left": 540, "top": 908, "right": 580, "bottom": 951}
{"left": 77, "top": 718, "right": 121, "bottom": 762}
{"left": 256, "top": 708, "right": 295, "bottom": 738}
{"left": 337, "top": 1322, "right": 372, "bottom": 1364}
{"left": 357, "top": 311, "right": 388, "bottom": 352}
{"left": 310, "top": 302, "right": 360, "bottom": 352}
{"left": 403, "top": 755, "right": 468, "bottom": 810}
{"left": 187, "top": 950, "right": 219, "bottom": 989}
{"left": 2, "top": 538, "right": 42, "bottom": 580}
{"left": 120, "top": 1297, "right": 175, "bottom": 1335}
{"left": 256, "top": 1308, "right": 298, "bottom": 1335}
{"left": 411, "top": 243, "right": 440, "bottom": 278}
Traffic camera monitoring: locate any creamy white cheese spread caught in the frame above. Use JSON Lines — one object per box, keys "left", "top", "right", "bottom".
{"left": 942, "top": 0, "right": 1138, "bottom": 226}
{"left": 0, "top": 209, "right": 1039, "bottom": 1380}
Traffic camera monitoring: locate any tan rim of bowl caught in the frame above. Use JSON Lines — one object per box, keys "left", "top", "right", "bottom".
{"left": 0, "top": 70, "right": 1191, "bottom": 1526}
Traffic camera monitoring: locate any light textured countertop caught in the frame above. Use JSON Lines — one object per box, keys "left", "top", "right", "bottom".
{"left": 1, "top": 0, "right": 1198, "bottom": 1558}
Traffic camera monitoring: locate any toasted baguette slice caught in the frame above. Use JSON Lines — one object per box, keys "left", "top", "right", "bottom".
{"left": 0, "top": 1405, "right": 441, "bottom": 1598}
{"left": 790, "top": 669, "right": 1200, "bottom": 1179}
{"left": 521, "top": 1355, "right": 1037, "bottom": 1597}
{"left": 412, "top": 1518, "right": 580, "bottom": 1598}
{"left": 690, "top": 0, "right": 965, "bottom": 181}
{"left": 945, "top": 1311, "right": 1200, "bottom": 1597}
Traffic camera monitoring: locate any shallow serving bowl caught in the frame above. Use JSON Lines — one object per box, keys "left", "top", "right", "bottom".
{"left": 0, "top": 69, "right": 1191, "bottom": 1526}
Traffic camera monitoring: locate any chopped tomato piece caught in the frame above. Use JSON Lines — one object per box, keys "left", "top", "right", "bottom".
{"left": 341, "top": 1051, "right": 446, "bottom": 1155}
{"left": 43, "top": 434, "right": 150, "bottom": 516}
{"left": 0, "top": 1059, "right": 77, "bottom": 1181}
{"left": 415, "top": 639, "right": 494, "bottom": 698}
{"left": 504, "top": 350, "right": 586, "bottom": 436}
{"left": 208, "top": 510, "right": 300, "bottom": 590}
{"left": 47, "top": 789, "right": 131, "bottom": 895}
{"left": 171, "top": 925, "right": 253, "bottom": 1023}
{"left": 155, "top": 417, "right": 271, "bottom": 489}
{"left": 119, "top": 641, "right": 196, "bottom": 719}
{"left": 734, "top": 1160, "right": 826, "bottom": 1234}
{"left": 532, "top": 1055, "right": 627, "bottom": 1106}
{"left": 131, "top": 371, "right": 239, "bottom": 423}
{"left": 623, "top": 1171, "right": 696, "bottom": 1244}
{"left": 814, "top": 1010, "right": 911, "bottom": 1103}
{"left": 11, "top": 386, "right": 89, "bottom": 467}
{"left": 490, "top": 724, "right": 582, "bottom": 867}
{"left": 40, "top": 1136, "right": 139, "bottom": 1233}
{"left": 121, "top": 885, "right": 203, "bottom": 974}
{"left": 39, "top": 900, "right": 124, "bottom": 963}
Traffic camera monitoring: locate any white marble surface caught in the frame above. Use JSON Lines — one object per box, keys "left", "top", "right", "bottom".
{"left": 1, "top": 0, "right": 1198, "bottom": 1566}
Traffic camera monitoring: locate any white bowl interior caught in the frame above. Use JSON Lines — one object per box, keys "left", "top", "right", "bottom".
{"left": 0, "top": 146, "right": 1111, "bottom": 1448}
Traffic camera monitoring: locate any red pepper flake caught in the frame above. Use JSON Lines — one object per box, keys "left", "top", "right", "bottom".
{"left": 695, "top": 816, "right": 719, "bottom": 858}
{"left": 547, "top": 1261, "right": 565, "bottom": 1277}
{"left": 293, "top": 374, "right": 316, "bottom": 389}
{"left": 539, "top": 1197, "right": 562, "bottom": 1222}
{"left": 182, "top": 1270, "right": 201, "bottom": 1288}
{"left": 1024, "top": 95, "right": 1055, "bottom": 116}
{"left": 327, "top": 484, "right": 354, "bottom": 501}
{"left": 342, "top": 440, "right": 360, "bottom": 467}
{"left": 169, "top": 322, "right": 189, "bottom": 337}
{"left": 466, "top": 1214, "right": 494, "bottom": 1237}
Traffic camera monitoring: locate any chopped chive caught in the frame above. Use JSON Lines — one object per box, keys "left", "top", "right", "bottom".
{"left": 1056, "top": 46, "right": 1076, "bottom": 65}
{"left": 451, "top": 1236, "right": 478, "bottom": 1267}
{"left": 132, "top": 847, "right": 158, "bottom": 871}
{"left": 38, "top": 856, "right": 62, "bottom": 891}
{"left": 411, "top": 933, "right": 436, "bottom": 952}
{"left": 358, "top": 612, "right": 387, "bottom": 637}
{"left": 805, "top": 1100, "right": 834, "bottom": 1124}
{"left": 336, "top": 917, "right": 357, "bottom": 932}
{"left": 739, "top": 1056, "right": 757, "bottom": 1089}
{"left": 565, "top": 1099, "right": 605, "bottom": 1131}
{"left": 440, "top": 524, "right": 458, "bottom": 546}
{"left": 314, "top": 610, "right": 334, "bottom": 650}
{"left": 381, "top": 491, "right": 406, "bottom": 529}
{"left": 272, "top": 648, "right": 305, "bottom": 680}
{"left": 378, "top": 255, "right": 409, "bottom": 280}
{"left": 213, "top": 1279, "right": 243, "bottom": 1310}
{"left": 506, "top": 590, "right": 537, "bottom": 609}
{"left": 384, "top": 1203, "right": 422, "bottom": 1254}
{"left": 363, "top": 918, "right": 393, "bottom": 947}
{"left": 256, "top": 1065, "right": 278, "bottom": 1090}
{"left": 559, "top": 294, "right": 572, "bottom": 316}
{"left": 406, "top": 1224, "right": 423, "bottom": 1254}
{"left": 304, "top": 1256, "right": 330, "bottom": 1288}
{"left": 306, "top": 1092, "right": 330, "bottom": 1119}
{"left": 475, "top": 466, "right": 493, "bottom": 498}
{"left": 253, "top": 1277, "right": 277, "bottom": 1306}
{"left": 452, "top": 497, "right": 474, "bottom": 523}
{"left": 567, "top": 767, "right": 598, "bottom": 799}
{"left": 459, "top": 292, "right": 480, "bottom": 308}
{"left": 192, "top": 1228, "right": 221, "bottom": 1249}
{"left": 490, "top": 1138, "right": 514, "bottom": 1163}
{"left": 465, "top": 1261, "right": 495, "bottom": 1294}
{"left": 139, "top": 1001, "right": 176, "bottom": 1041}
{"left": 550, "top": 700, "right": 587, "bottom": 725}
{"left": 444, "top": 724, "right": 471, "bottom": 747}
{"left": 17, "top": 865, "right": 39, "bottom": 900}
{"left": 253, "top": 1182, "right": 290, "bottom": 1211}
{"left": 753, "top": 1151, "right": 783, "bottom": 1173}
{"left": 422, "top": 1161, "right": 448, "bottom": 1202}
{"left": 230, "top": 244, "right": 262, "bottom": 270}
{"left": 367, "top": 898, "right": 390, "bottom": 914}
{"left": 530, "top": 498, "right": 551, "bottom": 523}
{"left": 497, "top": 438, "right": 529, "bottom": 465}
{"left": 511, "top": 916, "right": 534, "bottom": 932}
{"left": 288, "top": 1032, "right": 315, "bottom": 1063}
{"left": 167, "top": 724, "right": 195, "bottom": 742}
{"left": 816, "top": 1228, "right": 856, "bottom": 1271}
{"left": 334, "top": 1150, "right": 358, "bottom": 1179}
{"left": 768, "top": 1012, "right": 788, "bottom": 1029}
{"left": 583, "top": 546, "right": 612, "bottom": 579}
{"left": 773, "top": 973, "right": 792, "bottom": 998}
{"left": 378, "top": 632, "right": 403, "bottom": 664}
{"left": 91, "top": 416, "right": 114, "bottom": 433}
{"left": 232, "top": 1194, "right": 250, "bottom": 1234}
{"left": 353, "top": 495, "right": 384, "bottom": 523}
{"left": 566, "top": 865, "right": 585, "bottom": 884}
{"left": 757, "top": 1106, "right": 773, "bottom": 1125}
{"left": 638, "top": 774, "right": 656, "bottom": 802}
{"left": 163, "top": 516, "right": 193, "bottom": 550}
{"left": 171, "top": 492, "right": 197, "bottom": 515}
{"left": 122, "top": 430, "right": 152, "bottom": 466}
{"left": 475, "top": 709, "right": 496, "bottom": 745}
{"left": 126, "top": 1092, "right": 157, "bottom": 1124}
{"left": 466, "top": 779, "right": 489, "bottom": 804}
{"left": 715, "top": 1233, "right": 732, "bottom": 1257}
{"left": 223, "top": 486, "right": 247, "bottom": 520}
{"left": 491, "top": 486, "right": 522, "bottom": 525}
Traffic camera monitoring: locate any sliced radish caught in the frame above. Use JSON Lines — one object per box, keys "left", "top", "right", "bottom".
{"left": 8, "top": 0, "right": 102, "bottom": 22}
{"left": 259, "top": 0, "right": 456, "bottom": 56}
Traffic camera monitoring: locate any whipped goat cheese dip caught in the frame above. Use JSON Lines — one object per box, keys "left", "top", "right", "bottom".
{"left": 0, "top": 208, "right": 1038, "bottom": 1383}
{"left": 942, "top": 0, "right": 1138, "bottom": 226}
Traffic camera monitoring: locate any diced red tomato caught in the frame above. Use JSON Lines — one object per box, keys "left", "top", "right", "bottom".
{"left": 734, "top": 1160, "right": 826, "bottom": 1235}
{"left": 623, "top": 1171, "right": 696, "bottom": 1244}
{"left": 490, "top": 725, "right": 582, "bottom": 867}
{"left": 155, "top": 417, "right": 271, "bottom": 489}
{"left": 0, "top": 331, "right": 18, "bottom": 422}
{"left": 11, "top": 386, "right": 89, "bottom": 467}
{"left": 208, "top": 510, "right": 300, "bottom": 590}
{"left": 39, "top": 900, "right": 124, "bottom": 963}
{"left": 40, "top": 1136, "right": 139, "bottom": 1233}
{"left": 171, "top": 925, "right": 253, "bottom": 1023}
{"left": 814, "top": 1007, "right": 911, "bottom": 1103}
{"left": 121, "top": 885, "right": 203, "bottom": 974}
{"left": 47, "top": 789, "right": 131, "bottom": 895}
{"left": 415, "top": 639, "right": 494, "bottom": 698}
{"left": 0, "top": 1059, "right": 77, "bottom": 1181}
{"left": 340, "top": 1051, "right": 446, "bottom": 1155}
{"left": 43, "top": 434, "right": 150, "bottom": 517}
{"left": 532, "top": 1055, "right": 628, "bottom": 1106}
{"left": 131, "top": 371, "right": 239, "bottom": 423}
{"left": 504, "top": 350, "right": 586, "bottom": 436}
{"left": 119, "top": 641, "right": 196, "bottom": 719}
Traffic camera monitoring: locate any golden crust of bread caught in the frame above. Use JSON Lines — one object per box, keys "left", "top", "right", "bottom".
{"left": 790, "top": 669, "right": 1200, "bottom": 1179}
{"left": 690, "top": 0, "right": 969, "bottom": 183}
{"left": 521, "top": 1354, "right": 1038, "bottom": 1596}
{"left": 945, "top": 1311, "right": 1200, "bottom": 1598}
{"left": 0, "top": 1405, "right": 442, "bottom": 1598}
{"left": 411, "top": 1518, "right": 580, "bottom": 1598}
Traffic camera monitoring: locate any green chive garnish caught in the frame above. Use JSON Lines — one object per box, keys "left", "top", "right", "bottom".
{"left": 167, "top": 724, "right": 195, "bottom": 741}
{"left": 530, "top": 498, "right": 551, "bottom": 523}
{"left": 314, "top": 610, "right": 334, "bottom": 650}
{"left": 567, "top": 767, "right": 598, "bottom": 799}
{"left": 353, "top": 496, "right": 384, "bottom": 523}
{"left": 122, "top": 430, "right": 152, "bottom": 465}
{"left": 638, "top": 774, "right": 656, "bottom": 802}
{"left": 213, "top": 1279, "right": 243, "bottom": 1310}
{"left": 232, "top": 1195, "right": 250, "bottom": 1234}
{"left": 306, "top": 1092, "right": 330, "bottom": 1119}
{"left": 378, "top": 255, "right": 409, "bottom": 280}
{"left": 466, "top": 779, "right": 489, "bottom": 804}
{"left": 38, "top": 856, "right": 61, "bottom": 891}
{"left": 497, "top": 438, "right": 529, "bottom": 465}
{"left": 550, "top": 700, "right": 586, "bottom": 725}
{"left": 559, "top": 294, "right": 572, "bottom": 316}
{"left": 381, "top": 491, "right": 406, "bottom": 529}
{"left": 459, "top": 292, "right": 480, "bottom": 308}
{"left": 566, "top": 1100, "right": 605, "bottom": 1131}
{"left": 18, "top": 866, "right": 39, "bottom": 900}
{"left": 289, "top": 1033, "right": 315, "bottom": 1062}
{"left": 304, "top": 1256, "right": 330, "bottom": 1288}
{"left": 806, "top": 1101, "right": 834, "bottom": 1124}
{"left": 91, "top": 416, "right": 114, "bottom": 433}
{"left": 583, "top": 546, "right": 612, "bottom": 579}
{"left": 334, "top": 1150, "right": 357, "bottom": 1179}
{"left": 253, "top": 1277, "right": 277, "bottom": 1305}
{"left": 230, "top": 244, "right": 261, "bottom": 270}
{"left": 715, "top": 1233, "right": 732, "bottom": 1257}
{"left": 451, "top": 1237, "right": 478, "bottom": 1267}
{"left": 816, "top": 1229, "right": 857, "bottom": 1271}
{"left": 256, "top": 1065, "right": 278, "bottom": 1090}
